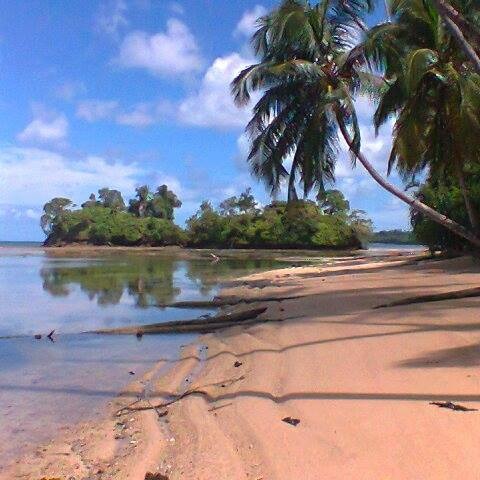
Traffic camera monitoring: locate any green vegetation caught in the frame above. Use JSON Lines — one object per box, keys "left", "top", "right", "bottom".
{"left": 41, "top": 187, "right": 371, "bottom": 249}
{"left": 363, "top": 0, "right": 480, "bottom": 236}
{"left": 232, "top": 0, "right": 480, "bottom": 248}
{"left": 187, "top": 192, "right": 372, "bottom": 249}
{"left": 411, "top": 165, "right": 480, "bottom": 253}
{"left": 372, "top": 230, "right": 418, "bottom": 245}
{"left": 42, "top": 185, "right": 186, "bottom": 247}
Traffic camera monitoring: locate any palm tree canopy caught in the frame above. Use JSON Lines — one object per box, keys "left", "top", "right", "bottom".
{"left": 232, "top": 0, "right": 372, "bottom": 200}
{"left": 362, "top": 0, "right": 480, "bottom": 179}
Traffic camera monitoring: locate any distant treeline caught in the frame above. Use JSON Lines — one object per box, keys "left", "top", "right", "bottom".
{"left": 41, "top": 186, "right": 373, "bottom": 250}
{"left": 371, "top": 230, "right": 418, "bottom": 245}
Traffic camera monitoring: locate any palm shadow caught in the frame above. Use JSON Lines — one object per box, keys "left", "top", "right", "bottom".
{"left": 397, "top": 343, "right": 480, "bottom": 369}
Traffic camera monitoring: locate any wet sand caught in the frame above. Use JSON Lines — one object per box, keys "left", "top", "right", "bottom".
{"left": 3, "top": 253, "right": 480, "bottom": 479}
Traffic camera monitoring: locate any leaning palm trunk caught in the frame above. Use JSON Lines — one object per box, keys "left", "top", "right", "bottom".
{"left": 431, "top": 0, "right": 480, "bottom": 74}
{"left": 431, "top": 0, "right": 480, "bottom": 46}
{"left": 337, "top": 119, "right": 480, "bottom": 248}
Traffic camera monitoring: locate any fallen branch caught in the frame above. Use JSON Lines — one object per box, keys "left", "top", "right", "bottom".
{"left": 117, "top": 389, "right": 208, "bottom": 415}
{"left": 158, "top": 294, "right": 310, "bottom": 309}
{"left": 90, "top": 307, "right": 269, "bottom": 335}
{"left": 116, "top": 376, "right": 245, "bottom": 416}
{"left": 430, "top": 401, "right": 478, "bottom": 412}
{"left": 374, "top": 287, "right": 480, "bottom": 309}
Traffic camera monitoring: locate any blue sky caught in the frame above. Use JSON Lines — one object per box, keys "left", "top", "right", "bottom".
{"left": 0, "top": 0, "right": 409, "bottom": 241}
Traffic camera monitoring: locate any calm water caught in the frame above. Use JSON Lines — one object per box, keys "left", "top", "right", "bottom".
{"left": 367, "top": 242, "right": 425, "bottom": 252}
{"left": 0, "top": 246, "right": 285, "bottom": 467}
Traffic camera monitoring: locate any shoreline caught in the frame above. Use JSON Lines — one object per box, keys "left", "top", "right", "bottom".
{"left": 11, "top": 242, "right": 423, "bottom": 258}
{"left": 5, "top": 251, "right": 480, "bottom": 479}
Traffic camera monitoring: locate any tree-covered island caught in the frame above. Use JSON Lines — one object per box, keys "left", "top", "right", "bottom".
{"left": 41, "top": 186, "right": 373, "bottom": 249}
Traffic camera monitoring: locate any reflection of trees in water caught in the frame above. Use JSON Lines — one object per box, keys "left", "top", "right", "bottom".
{"left": 40, "top": 256, "right": 285, "bottom": 307}
{"left": 185, "top": 258, "right": 282, "bottom": 296}
{"left": 40, "top": 257, "right": 181, "bottom": 307}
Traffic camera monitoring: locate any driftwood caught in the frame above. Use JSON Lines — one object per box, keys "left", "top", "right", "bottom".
{"left": 158, "top": 294, "right": 309, "bottom": 309}
{"left": 430, "top": 401, "right": 478, "bottom": 412}
{"left": 374, "top": 287, "right": 480, "bottom": 309}
{"left": 117, "top": 376, "right": 246, "bottom": 416}
{"left": 90, "top": 307, "right": 269, "bottom": 335}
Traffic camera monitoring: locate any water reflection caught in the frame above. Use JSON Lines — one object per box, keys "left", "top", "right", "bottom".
{"left": 41, "top": 257, "right": 181, "bottom": 307}
{"left": 40, "top": 256, "right": 284, "bottom": 307}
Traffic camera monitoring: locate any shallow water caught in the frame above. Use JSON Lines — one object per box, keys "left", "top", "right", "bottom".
{"left": 0, "top": 246, "right": 285, "bottom": 467}
{"left": 367, "top": 242, "right": 425, "bottom": 252}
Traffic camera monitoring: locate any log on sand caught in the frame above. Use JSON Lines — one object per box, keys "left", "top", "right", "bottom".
{"left": 375, "top": 287, "right": 480, "bottom": 309}
{"left": 158, "top": 294, "right": 309, "bottom": 309}
{"left": 90, "top": 306, "right": 269, "bottom": 335}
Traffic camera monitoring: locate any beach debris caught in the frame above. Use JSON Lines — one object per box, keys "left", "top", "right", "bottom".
{"left": 282, "top": 416, "right": 301, "bottom": 426}
{"left": 375, "top": 287, "right": 480, "bottom": 309}
{"left": 157, "top": 293, "right": 310, "bottom": 309}
{"left": 430, "top": 401, "right": 478, "bottom": 412}
{"left": 145, "top": 473, "right": 169, "bottom": 480}
{"left": 47, "top": 329, "right": 55, "bottom": 342}
{"left": 92, "top": 306, "right": 268, "bottom": 335}
{"left": 34, "top": 334, "right": 42, "bottom": 340}
{"left": 129, "top": 371, "right": 136, "bottom": 375}
{"left": 117, "top": 377, "right": 245, "bottom": 416}
{"left": 208, "top": 402, "right": 233, "bottom": 412}
{"left": 234, "top": 361, "right": 243, "bottom": 368}
{"left": 209, "top": 253, "right": 220, "bottom": 263}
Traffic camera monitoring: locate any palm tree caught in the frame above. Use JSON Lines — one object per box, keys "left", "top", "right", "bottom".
{"left": 128, "top": 185, "right": 152, "bottom": 217}
{"left": 430, "top": 0, "right": 480, "bottom": 73}
{"left": 364, "top": 0, "right": 480, "bottom": 233}
{"left": 232, "top": 0, "right": 480, "bottom": 247}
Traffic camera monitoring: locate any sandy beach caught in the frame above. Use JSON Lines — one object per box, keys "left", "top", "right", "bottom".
{"left": 3, "top": 252, "right": 480, "bottom": 480}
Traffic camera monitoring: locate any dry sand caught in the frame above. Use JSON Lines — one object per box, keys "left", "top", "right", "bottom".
{"left": 3, "top": 253, "right": 480, "bottom": 479}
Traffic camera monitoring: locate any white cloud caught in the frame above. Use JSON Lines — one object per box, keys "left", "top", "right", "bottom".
{"left": 116, "top": 103, "right": 155, "bottom": 127}
{"left": 0, "top": 206, "right": 41, "bottom": 220}
{"left": 178, "top": 52, "right": 255, "bottom": 128}
{"left": 76, "top": 99, "right": 159, "bottom": 127}
{"left": 25, "top": 208, "right": 41, "bottom": 219}
{"left": 95, "top": 0, "right": 128, "bottom": 37}
{"left": 115, "top": 19, "right": 203, "bottom": 76}
{"left": 17, "top": 107, "right": 69, "bottom": 145}
{"left": 234, "top": 5, "right": 266, "bottom": 38}
{"left": 76, "top": 100, "right": 119, "bottom": 122}
{"left": 0, "top": 146, "right": 144, "bottom": 207}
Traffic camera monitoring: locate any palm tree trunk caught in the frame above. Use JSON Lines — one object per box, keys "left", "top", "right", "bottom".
{"left": 287, "top": 158, "right": 299, "bottom": 202}
{"left": 431, "top": 0, "right": 480, "bottom": 74}
{"left": 337, "top": 120, "right": 480, "bottom": 248}
{"left": 431, "top": 0, "right": 480, "bottom": 46}
{"left": 454, "top": 160, "right": 480, "bottom": 234}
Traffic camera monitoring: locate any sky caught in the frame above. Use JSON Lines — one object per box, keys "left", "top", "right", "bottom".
{"left": 0, "top": 0, "right": 410, "bottom": 241}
